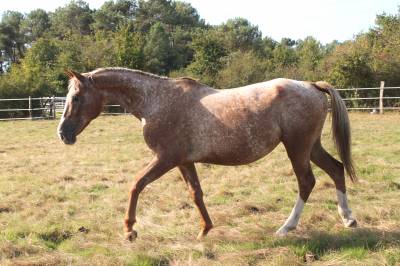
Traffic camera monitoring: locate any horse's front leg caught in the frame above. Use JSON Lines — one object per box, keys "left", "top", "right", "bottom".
{"left": 124, "top": 157, "right": 174, "bottom": 241}
{"left": 178, "top": 163, "right": 213, "bottom": 240}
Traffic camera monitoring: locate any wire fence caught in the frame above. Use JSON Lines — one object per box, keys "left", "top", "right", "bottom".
{"left": 0, "top": 83, "right": 399, "bottom": 121}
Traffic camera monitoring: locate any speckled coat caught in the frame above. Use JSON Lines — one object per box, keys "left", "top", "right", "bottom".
{"left": 58, "top": 68, "right": 357, "bottom": 240}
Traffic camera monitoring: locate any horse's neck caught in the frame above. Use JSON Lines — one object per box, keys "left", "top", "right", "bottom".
{"left": 94, "top": 71, "right": 173, "bottom": 119}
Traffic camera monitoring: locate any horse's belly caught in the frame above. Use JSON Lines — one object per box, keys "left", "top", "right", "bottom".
{"left": 192, "top": 125, "right": 281, "bottom": 165}
{"left": 199, "top": 142, "right": 279, "bottom": 165}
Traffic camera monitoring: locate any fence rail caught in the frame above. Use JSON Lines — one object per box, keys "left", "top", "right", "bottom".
{"left": 0, "top": 83, "right": 399, "bottom": 121}
{"left": 336, "top": 82, "right": 400, "bottom": 113}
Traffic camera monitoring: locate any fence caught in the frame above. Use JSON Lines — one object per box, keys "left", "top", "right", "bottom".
{"left": 337, "top": 82, "right": 400, "bottom": 113}
{"left": 0, "top": 83, "right": 399, "bottom": 121}
{"left": 0, "top": 96, "right": 57, "bottom": 121}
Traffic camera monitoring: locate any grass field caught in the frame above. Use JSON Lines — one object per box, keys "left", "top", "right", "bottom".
{"left": 0, "top": 113, "right": 399, "bottom": 265}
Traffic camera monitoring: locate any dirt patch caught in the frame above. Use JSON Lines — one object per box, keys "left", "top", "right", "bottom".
{"left": 178, "top": 202, "right": 192, "bottom": 210}
{"left": 0, "top": 207, "right": 11, "bottom": 213}
{"left": 243, "top": 203, "right": 278, "bottom": 214}
{"left": 222, "top": 191, "right": 234, "bottom": 197}
{"left": 388, "top": 180, "right": 400, "bottom": 190}
{"left": 78, "top": 226, "right": 90, "bottom": 234}
{"left": 38, "top": 229, "right": 73, "bottom": 248}
{"left": 58, "top": 176, "right": 75, "bottom": 182}
{"left": 309, "top": 212, "right": 328, "bottom": 223}
{"left": 244, "top": 205, "right": 262, "bottom": 214}
{"left": 304, "top": 252, "right": 318, "bottom": 262}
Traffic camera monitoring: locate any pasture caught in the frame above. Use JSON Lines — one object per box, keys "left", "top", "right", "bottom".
{"left": 0, "top": 113, "right": 399, "bottom": 265}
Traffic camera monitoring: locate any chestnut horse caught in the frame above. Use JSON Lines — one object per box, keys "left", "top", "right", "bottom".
{"left": 58, "top": 68, "right": 357, "bottom": 241}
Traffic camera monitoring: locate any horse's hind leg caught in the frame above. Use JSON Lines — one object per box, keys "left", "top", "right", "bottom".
{"left": 311, "top": 140, "right": 357, "bottom": 228}
{"left": 276, "top": 142, "right": 316, "bottom": 236}
{"left": 178, "top": 163, "right": 213, "bottom": 240}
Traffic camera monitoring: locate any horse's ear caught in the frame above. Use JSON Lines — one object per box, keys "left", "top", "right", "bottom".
{"left": 65, "top": 69, "right": 74, "bottom": 79}
{"left": 65, "top": 69, "right": 86, "bottom": 82}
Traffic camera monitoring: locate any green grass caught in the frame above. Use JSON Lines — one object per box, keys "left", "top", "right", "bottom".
{"left": 0, "top": 113, "right": 399, "bottom": 265}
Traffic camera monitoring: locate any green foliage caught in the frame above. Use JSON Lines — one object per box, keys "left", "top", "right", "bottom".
{"left": 272, "top": 38, "right": 298, "bottom": 68}
{"left": 186, "top": 30, "right": 227, "bottom": 86}
{"left": 135, "top": 0, "right": 203, "bottom": 32}
{"left": 50, "top": 0, "right": 94, "bottom": 37}
{"left": 23, "top": 9, "right": 51, "bottom": 42}
{"left": 216, "top": 51, "right": 266, "bottom": 89}
{"left": 326, "top": 41, "right": 374, "bottom": 89}
{"left": 0, "top": 11, "right": 26, "bottom": 64}
{"left": 143, "top": 22, "right": 171, "bottom": 74}
{"left": 0, "top": 1, "right": 400, "bottom": 104}
{"left": 168, "top": 26, "right": 194, "bottom": 70}
{"left": 114, "top": 24, "right": 145, "bottom": 69}
{"left": 296, "top": 36, "right": 324, "bottom": 81}
{"left": 92, "top": 0, "right": 137, "bottom": 32}
{"left": 217, "top": 18, "right": 262, "bottom": 52}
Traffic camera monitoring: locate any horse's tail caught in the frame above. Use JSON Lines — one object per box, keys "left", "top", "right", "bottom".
{"left": 312, "top": 81, "right": 357, "bottom": 182}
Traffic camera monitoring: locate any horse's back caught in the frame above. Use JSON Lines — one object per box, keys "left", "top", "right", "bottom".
{"left": 179, "top": 78, "right": 327, "bottom": 165}
{"left": 146, "top": 78, "right": 328, "bottom": 165}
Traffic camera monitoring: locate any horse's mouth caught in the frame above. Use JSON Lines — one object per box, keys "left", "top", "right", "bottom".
{"left": 58, "top": 131, "right": 77, "bottom": 145}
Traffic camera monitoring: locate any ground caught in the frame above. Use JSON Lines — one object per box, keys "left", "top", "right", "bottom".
{"left": 0, "top": 113, "right": 399, "bottom": 265}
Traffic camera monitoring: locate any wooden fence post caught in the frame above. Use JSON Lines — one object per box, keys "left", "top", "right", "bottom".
{"left": 379, "top": 81, "right": 385, "bottom": 114}
{"left": 28, "top": 96, "right": 32, "bottom": 119}
{"left": 52, "top": 95, "right": 56, "bottom": 119}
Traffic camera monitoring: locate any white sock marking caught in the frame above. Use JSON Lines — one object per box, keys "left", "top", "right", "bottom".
{"left": 336, "top": 190, "right": 356, "bottom": 227}
{"left": 276, "top": 196, "right": 305, "bottom": 236}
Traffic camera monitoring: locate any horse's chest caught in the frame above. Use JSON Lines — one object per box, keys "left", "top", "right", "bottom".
{"left": 141, "top": 118, "right": 190, "bottom": 153}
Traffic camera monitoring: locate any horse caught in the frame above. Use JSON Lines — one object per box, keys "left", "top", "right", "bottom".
{"left": 57, "top": 67, "right": 357, "bottom": 241}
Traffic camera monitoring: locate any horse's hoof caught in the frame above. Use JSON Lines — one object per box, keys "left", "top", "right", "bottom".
{"left": 275, "top": 226, "right": 295, "bottom": 237}
{"left": 125, "top": 230, "right": 138, "bottom": 241}
{"left": 196, "top": 229, "right": 211, "bottom": 240}
{"left": 344, "top": 219, "right": 357, "bottom": 228}
{"left": 275, "top": 228, "right": 288, "bottom": 237}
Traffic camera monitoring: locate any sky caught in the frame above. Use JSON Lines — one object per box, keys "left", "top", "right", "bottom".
{"left": 0, "top": 0, "right": 399, "bottom": 43}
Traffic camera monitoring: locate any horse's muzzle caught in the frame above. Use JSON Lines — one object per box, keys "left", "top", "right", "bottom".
{"left": 58, "top": 130, "right": 76, "bottom": 145}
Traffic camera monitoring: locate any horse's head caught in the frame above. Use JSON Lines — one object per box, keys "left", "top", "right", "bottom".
{"left": 57, "top": 70, "right": 104, "bottom": 145}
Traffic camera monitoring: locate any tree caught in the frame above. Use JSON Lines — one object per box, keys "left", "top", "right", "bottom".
{"left": 325, "top": 41, "right": 374, "bottom": 89}
{"left": 21, "top": 37, "right": 62, "bottom": 95}
{"left": 23, "top": 9, "right": 51, "bottom": 42}
{"left": 92, "top": 0, "right": 137, "bottom": 32}
{"left": 135, "top": 0, "right": 203, "bottom": 32}
{"left": 50, "top": 0, "right": 94, "bottom": 38}
{"left": 186, "top": 30, "right": 227, "bottom": 85}
{"left": 366, "top": 10, "right": 400, "bottom": 86}
{"left": 143, "top": 22, "right": 171, "bottom": 74}
{"left": 217, "top": 18, "right": 262, "bottom": 52}
{"left": 0, "top": 11, "right": 26, "bottom": 65}
{"left": 168, "top": 26, "right": 194, "bottom": 70}
{"left": 216, "top": 51, "right": 266, "bottom": 89}
{"left": 135, "top": 0, "right": 175, "bottom": 32}
{"left": 259, "top": 36, "right": 277, "bottom": 59}
{"left": 114, "top": 24, "right": 145, "bottom": 69}
{"left": 171, "top": 1, "right": 204, "bottom": 29}
{"left": 296, "top": 36, "right": 323, "bottom": 80}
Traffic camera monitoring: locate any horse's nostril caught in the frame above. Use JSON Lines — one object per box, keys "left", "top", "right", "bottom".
{"left": 59, "top": 132, "right": 65, "bottom": 141}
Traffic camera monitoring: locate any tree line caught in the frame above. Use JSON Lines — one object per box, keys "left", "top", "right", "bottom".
{"left": 0, "top": 0, "right": 399, "bottom": 104}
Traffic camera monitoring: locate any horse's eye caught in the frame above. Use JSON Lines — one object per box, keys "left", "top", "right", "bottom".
{"left": 72, "top": 95, "right": 80, "bottom": 103}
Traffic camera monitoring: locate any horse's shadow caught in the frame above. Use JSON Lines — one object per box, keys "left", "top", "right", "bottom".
{"left": 272, "top": 228, "right": 400, "bottom": 257}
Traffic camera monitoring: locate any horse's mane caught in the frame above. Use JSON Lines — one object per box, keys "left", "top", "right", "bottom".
{"left": 89, "top": 67, "right": 203, "bottom": 87}
{"left": 89, "top": 67, "right": 170, "bottom": 80}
